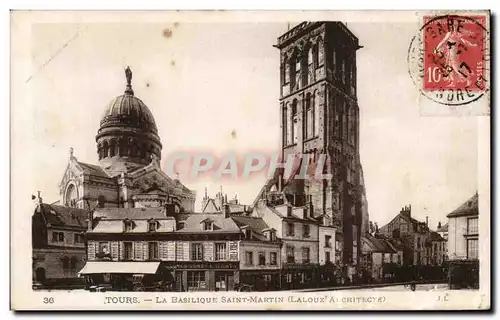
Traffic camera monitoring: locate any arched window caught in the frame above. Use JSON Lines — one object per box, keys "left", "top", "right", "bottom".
{"left": 348, "top": 107, "right": 356, "bottom": 145}
{"left": 110, "top": 139, "right": 116, "bottom": 157}
{"left": 291, "top": 100, "right": 298, "bottom": 144}
{"left": 305, "top": 93, "right": 313, "bottom": 139}
{"left": 317, "top": 38, "right": 324, "bottom": 66}
{"left": 283, "top": 104, "right": 288, "bottom": 146}
{"left": 307, "top": 46, "right": 314, "bottom": 84}
{"left": 118, "top": 138, "right": 126, "bottom": 157}
{"left": 293, "top": 52, "right": 301, "bottom": 89}
{"left": 283, "top": 56, "right": 290, "bottom": 85}
{"left": 65, "top": 184, "right": 78, "bottom": 207}
{"left": 128, "top": 138, "right": 134, "bottom": 157}
{"left": 97, "top": 143, "right": 103, "bottom": 160}
{"left": 314, "top": 91, "right": 320, "bottom": 136}
{"left": 102, "top": 141, "right": 109, "bottom": 159}
{"left": 343, "top": 101, "right": 348, "bottom": 139}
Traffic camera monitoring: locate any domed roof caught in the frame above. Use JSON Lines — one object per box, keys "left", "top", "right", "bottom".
{"left": 99, "top": 67, "right": 158, "bottom": 134}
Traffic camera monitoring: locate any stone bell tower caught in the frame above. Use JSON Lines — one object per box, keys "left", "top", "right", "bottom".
{"left": 275, "top": 22, "right": 364, "bottom": 267}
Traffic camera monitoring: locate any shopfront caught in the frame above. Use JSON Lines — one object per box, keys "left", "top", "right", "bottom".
{"left": 239, "top": 270, "right": 280, "bottom": 291}
{"left": 280, "top": 263, "right": 319, "bottom": 290}
{"left": 162, "top": 261, "right": 239, "bottom": 292}
{"left": 78, "top": 261, "right": 163, "bottom": 291}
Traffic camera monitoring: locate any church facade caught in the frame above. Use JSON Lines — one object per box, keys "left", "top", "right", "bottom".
{"left": 58, "top": 67, "right": 196, "bottom": 213}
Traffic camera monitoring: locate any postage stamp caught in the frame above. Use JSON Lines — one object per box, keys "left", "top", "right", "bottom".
{"left": 408, "top": 12, "right": 490, "bottom": 116}
{"left": 10, "top": 10, "right": 491, "bottom": 311}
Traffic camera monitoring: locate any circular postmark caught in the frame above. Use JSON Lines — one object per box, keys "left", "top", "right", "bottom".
{"left": 408, "top": 14, "right": 490, "bottom": 106}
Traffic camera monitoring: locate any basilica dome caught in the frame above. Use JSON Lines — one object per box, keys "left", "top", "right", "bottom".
{"left": 96, "top": 67, "right": 162, "bottom": 175}
{"left": 100, "top": 91, "right": 158, "bottom": 134}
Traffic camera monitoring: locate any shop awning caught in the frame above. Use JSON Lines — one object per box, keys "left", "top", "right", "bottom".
{"left": 78, "top": 261, "right": 160, "bottom": 275}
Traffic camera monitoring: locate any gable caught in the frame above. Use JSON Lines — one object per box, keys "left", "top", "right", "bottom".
{"left": 58, "top": 161, "right": 84, "bottom": 196}
{"left": 131, "top": 169, "right": 174, "bottom": 194}
{"left": 202, "top": 199, "right": 219, "bottom": 212}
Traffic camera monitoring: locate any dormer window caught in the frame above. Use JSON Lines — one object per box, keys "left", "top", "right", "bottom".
{"left": 123, "top": 219, "right": 133, "bottom": 232}
{"left": 201, "top": 219, "right": 214, "bottom": 231}
{"left": 245, "top": 229, "right": 252, "bottom": 239}
{"left": 148, "top": 220, "right": 158, "bottom": 232}
{"left": 263, "top": 228, "right": 277, "bottom": 242}
{"left": 270, "top": 230, "right": 276, "bottom": 242}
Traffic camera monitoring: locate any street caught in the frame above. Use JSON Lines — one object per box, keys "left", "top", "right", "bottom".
{"left": 348, "top": 283, "right": 449, "bottom": 291}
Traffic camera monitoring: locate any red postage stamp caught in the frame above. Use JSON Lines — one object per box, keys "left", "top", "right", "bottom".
{"left": 408, "top": 14, "right": 490, "bottom": 108}
{"left": 424, "top": 16, "right": 486, "bottom": 92}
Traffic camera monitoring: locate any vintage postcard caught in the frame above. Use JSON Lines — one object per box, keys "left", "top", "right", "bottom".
{"left": 10, "top": 10, "right": 490, "bottom": 310}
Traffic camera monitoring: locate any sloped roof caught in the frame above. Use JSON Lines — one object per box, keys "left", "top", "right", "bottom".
{"left": 94, "top": 207, "right": 168, "bottom": 220}
{"left": 362, "top": 234, "right": 396, "bottom": 253}
{"left": 447, "top": 193, "right": 479, "bottom": 218}
{"left": 429, "top": 231, "right": 446, "bottom": 242}
{"left": 231, "top": 216, "right": 270, "bottom": 241}
{"left": 38, "top": 203, "right": 89, "bottom": 229}
{"left": 231, "top": 216, "right": 269, "bottom": 233}
{"left": 90, "top": 218, "right": 174, "bottom": 233}
{"left": 77, "top": 161, "right": 111, "bottom": 179}
{"left": 175, "top": 213, "right": 241, "bottom": 233}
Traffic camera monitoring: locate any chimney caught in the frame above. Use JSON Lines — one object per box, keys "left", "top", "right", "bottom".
{"left": 426, "top": 216, "right": 429, "bottom": 226}
{"left": 37, "top": 191, "right": 43, "bottom": 205}
{"left": 437, "top": 221, "right": 442, "bottom": 229}
{"left": 223, "top": 203, "right": 231, "bottom": 218}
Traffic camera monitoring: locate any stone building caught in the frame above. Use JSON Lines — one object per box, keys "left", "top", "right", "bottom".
{"left": 379, "top": 205, "right": 431, "bottom": 266}
{"left": 254, "top": 21, "right": 367, "bottom": 273}
{"left": 82, "top": 207, "right": 245, "bottom": 292}
{"left": 447, "top": 193, "right": 479, "bottom": 261}
{"left": 252, "top": 194, "right": 321, "bottom": 290}
{"left": 360, "top": 234, "right": 401, "bottom": 281}
{"left": 231, "top": 215, "right": 282, "bottom": 291}
{"left": 59, "top": 67, "right": 196, "bottom": 213}
{"left": 426, "top": 231, "right": 447, "bottom": 266}
{"left": 446, "top": 192, "right": 479, "bottom": 289}
{"left": 32, "top": 194, "right": 88, "bottom": 286}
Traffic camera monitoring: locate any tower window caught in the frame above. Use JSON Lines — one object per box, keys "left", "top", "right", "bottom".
{"left": 291, "top": 100, "right": 298, "bottom": 144}
{"left": 305, "top": 94, "right": 313, "bottom": 139}
{"left": 295, "top": 56, "right": 301, "bottom": 80}
{"left": 317, "top": 38, "right": 324, "bottom": 66}
{"left": 284, "top": 57, "right": 290, "bottom": 85}
{"left": 314, "top": 92, "right": 320, "bottom": 136}
{"left": 110, "top": 140, "right": 116, "bottom": 157}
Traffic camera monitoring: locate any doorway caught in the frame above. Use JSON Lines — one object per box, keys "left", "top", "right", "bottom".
{"left": 35, "top": 267, "right": 46, "bottom": 282}
{"left": 215, "top": 271, "right": 234, "bottom": 291}
{"left": 175, "top": 271, "right": 184, "bottom": 292}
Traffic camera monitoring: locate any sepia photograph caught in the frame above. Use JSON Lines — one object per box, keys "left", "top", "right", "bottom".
{"left": 10, "top": 10, "right": 491, "bottom": 310}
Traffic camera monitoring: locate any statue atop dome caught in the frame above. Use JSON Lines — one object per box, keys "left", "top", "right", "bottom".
{"left": 124, "top": 66, "right": 134, "bottom": 95}
{"left": 125, "top": 66, "right": 132, "bottom": 86}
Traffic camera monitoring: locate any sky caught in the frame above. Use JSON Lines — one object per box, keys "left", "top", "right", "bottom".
{"left": 19, "top": 18, "right": 479, "bottom": 229}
